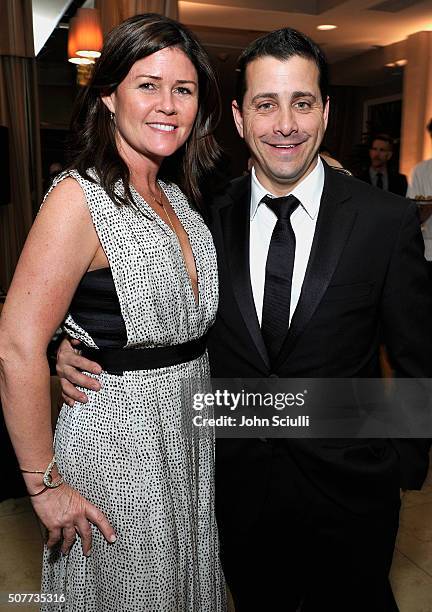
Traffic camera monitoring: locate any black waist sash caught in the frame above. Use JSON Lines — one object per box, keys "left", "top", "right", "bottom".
{"left": 81, "top": 335, "right": 208, "bottom": 375}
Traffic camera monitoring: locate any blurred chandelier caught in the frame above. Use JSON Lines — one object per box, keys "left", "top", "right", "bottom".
{"left": 68, "top": 8, "right": 103, "bottom": 86}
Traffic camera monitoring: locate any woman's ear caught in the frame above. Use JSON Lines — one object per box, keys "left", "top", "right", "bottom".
{"left": 101, "top": 92, "right": 115, "bottom": 114}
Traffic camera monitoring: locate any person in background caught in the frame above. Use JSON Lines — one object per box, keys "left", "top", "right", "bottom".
{"left": 406, "top": 118, "right": 432, "bottom": 278}
{"left": 0, "top": 13, "right": 225, "bottom": 611}
{"left": 359, "top": 133, "right": 407, "bottom": 196}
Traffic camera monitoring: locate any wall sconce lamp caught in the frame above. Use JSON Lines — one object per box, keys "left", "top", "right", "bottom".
{"left": 68, "top": 8, "right": 103, "bottom": 86}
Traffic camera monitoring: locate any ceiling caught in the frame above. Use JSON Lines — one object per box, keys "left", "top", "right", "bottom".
{"left": 32, "top": 0, "right": 94, "bottom": 56}
{"left": 32, "top": 0, "right": 74, "bottom": 55}
{"left": 34, "top": 0, "right": 432, "bottom": 65}
{"left": 179, "top": 0, "right": 432, "bottom": 62}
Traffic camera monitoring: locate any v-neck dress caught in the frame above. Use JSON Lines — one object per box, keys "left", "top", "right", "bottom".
{"left": 41, "top": 170, "right": 225, "bottom": 611}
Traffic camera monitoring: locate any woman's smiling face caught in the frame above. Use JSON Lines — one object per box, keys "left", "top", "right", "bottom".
{"left": 102, "top": 46, "right": 199, "bottom": 164}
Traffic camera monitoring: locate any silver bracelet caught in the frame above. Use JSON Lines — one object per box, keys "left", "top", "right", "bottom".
{"left": 43, "top": 455, "right": 64, "bottom": 489}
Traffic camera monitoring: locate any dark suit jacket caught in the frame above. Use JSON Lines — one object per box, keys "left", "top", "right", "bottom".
{"left": 207, "top": 163, "right": 432, "bottom": 533}
{"left": 358, "top": 168, "right": 408, "bottom": 197}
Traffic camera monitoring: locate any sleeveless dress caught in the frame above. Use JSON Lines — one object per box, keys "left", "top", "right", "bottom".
{"left": 41, "top": 170, "right": 225, "bottom": 611}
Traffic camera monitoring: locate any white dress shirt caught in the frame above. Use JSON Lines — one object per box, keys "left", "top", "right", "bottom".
{"left": 249, "top": 157, "right": 324, "bottom": 325}
{"left": 369, "top": 167, "right": 388, "bottom": 191}
{"left": 406, "top": 158, "right": 432, "bottom": 261}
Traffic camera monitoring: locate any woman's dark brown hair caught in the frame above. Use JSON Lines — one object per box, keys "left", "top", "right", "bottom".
{"left": 68, "top": 13, "right": 221, "bottom": 208}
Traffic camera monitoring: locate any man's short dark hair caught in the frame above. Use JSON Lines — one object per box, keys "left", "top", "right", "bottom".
{"left": 427, "top": 119, "right": 432, "bottom": 136}
{"left": 235, "top": 28, "right": 329, "bottom": 108}
{"left": 370, "top": 133, "right": 394, "bottom": 150}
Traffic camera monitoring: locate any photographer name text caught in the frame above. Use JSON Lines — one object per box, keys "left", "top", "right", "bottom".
{"left": 193, "top": 414, "right": 310, "bottom": 428}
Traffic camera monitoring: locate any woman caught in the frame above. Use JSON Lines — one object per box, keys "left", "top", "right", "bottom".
{"left": 0, "top": 13, "right": 226, "bottom": 611}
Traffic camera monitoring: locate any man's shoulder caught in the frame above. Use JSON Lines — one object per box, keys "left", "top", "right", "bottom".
{"left": 355, "top": 168, "right": 371, "bottom": 183}
{"left": 211, "top": 174, "right": 250, "bottom": 208}
{"left": 327, "top": 165, "right": 412, "bottom": 216}
{"left": 386, "top": 169, "right": 408, "bottom": 196}
{"left": 327, "top": 163, "right": 374, "bottom": 196}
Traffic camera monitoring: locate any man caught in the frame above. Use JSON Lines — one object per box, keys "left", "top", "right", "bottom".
{"left": 406, "top": 118, "right": 432, "bottom": 277}
{"left": 358, "top": 134, "right": 407, "bottom": 196}
{"left": 58, "top": 29, "right": 432, "bottom": 611}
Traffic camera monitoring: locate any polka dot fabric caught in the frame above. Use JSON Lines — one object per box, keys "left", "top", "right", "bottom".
{"left": 41, "top": 171, "right": 226, "bottom": 611}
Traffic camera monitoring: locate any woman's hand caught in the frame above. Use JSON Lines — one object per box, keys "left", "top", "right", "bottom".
{"left": 31, "top": 482, "right": 116, "bottom": 556}
{"left": 56, "top": 337, "right": 102, "bottom": 406}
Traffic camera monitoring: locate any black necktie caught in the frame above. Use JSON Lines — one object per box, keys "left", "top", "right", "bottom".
{"left": 261, "top": 194, "right": 300, "bottom": 363}
{"left": 376, "top": 172, "right": 383, "bottom": 189}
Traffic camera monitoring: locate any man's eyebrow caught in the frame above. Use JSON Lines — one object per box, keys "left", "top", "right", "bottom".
{"left": 250, "top": 91, "right": 318, "bottom": 104}
{"left": 292, "top": 91, "right": 317, "bottom": 101}
{"left": 250, "top": 92, "right": 278, "bottom": 104}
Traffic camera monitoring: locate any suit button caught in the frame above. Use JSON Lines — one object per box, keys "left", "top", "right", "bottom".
{"left": 269, "top": 373, "right": 279, "bottom": 378}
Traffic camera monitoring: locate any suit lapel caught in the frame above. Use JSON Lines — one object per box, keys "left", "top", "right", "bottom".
{"left": 275, "top": 166, "right": 357, "bottom": 368}
{"left": 219, "top": 176, "right": 270, "bottom": 368}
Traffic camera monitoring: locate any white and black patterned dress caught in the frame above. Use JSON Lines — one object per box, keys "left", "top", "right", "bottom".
{"left": 41, "top": 171, "right": 225, "bottom": 611}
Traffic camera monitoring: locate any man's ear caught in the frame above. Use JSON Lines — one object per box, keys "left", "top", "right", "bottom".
{"left": 101, "top": 91, "right": 115, "bottom": 114}
{"left": 386, "top": 150, "right": 393, "bottom": 162}
{"left": 323, "top": 96, "right": 330, "bottom": 129}
{"left": 232, "top": 100, "right": 244, "bottom": 139}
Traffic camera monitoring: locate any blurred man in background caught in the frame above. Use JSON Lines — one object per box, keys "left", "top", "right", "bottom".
{"left": 359, "top": 134, "right": 407, "bottom": 196}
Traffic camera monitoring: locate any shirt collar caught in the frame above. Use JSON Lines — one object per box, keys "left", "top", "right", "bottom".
{"left": 370, "top": 166, "right": 387, "bottom": 178}
{"left": 250, "top": 157, "right": 324, "bottom": 221}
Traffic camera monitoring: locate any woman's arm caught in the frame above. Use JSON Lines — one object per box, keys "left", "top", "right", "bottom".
{"left": 0, "top": 178, "right": 116, "bottom": 554}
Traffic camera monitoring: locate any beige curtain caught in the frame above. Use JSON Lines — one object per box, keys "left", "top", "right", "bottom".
{"left": 0, "top": 0, "right": 34, "bottom": 57}
{"left": 96, "top": 0, "right": 179, "bottom": 34}
{"left": 0, "top": 0, "right": 42, "bottom": 292}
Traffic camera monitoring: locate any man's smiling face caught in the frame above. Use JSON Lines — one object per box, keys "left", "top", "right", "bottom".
{"left": 232, "top": 54, "right": 329, "bottom": 196}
